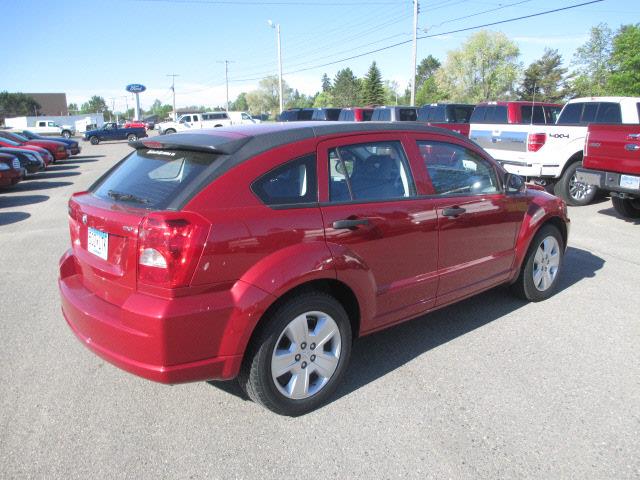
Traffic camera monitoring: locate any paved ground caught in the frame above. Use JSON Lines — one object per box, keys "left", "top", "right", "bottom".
{"left": 1, "top": 138, "right": 638, "bottom": 479}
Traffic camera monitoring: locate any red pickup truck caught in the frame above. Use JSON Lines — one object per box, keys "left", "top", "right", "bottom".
{"left": 576, "top": 124, "right": 640, "bottom": 219}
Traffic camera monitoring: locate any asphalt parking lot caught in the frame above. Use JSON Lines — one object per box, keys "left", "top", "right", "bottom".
{"left": 1, "top": 138, "right": 639, "bottom": 479}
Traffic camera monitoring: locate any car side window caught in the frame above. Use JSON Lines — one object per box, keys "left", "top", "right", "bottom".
{"left": 417, "top": 141, "right": 499, "bottom": 196}
{"left": 251, "top": 155, "right": 317, "bottom": 206}
{"left": 328, "top": 141, "right": 415, "bottom": 202}
{"left": 595, "top": 102, "right": 622, "bottom": 123}
{"left": 192, "top": 115, "right": 199, "bottom": 122}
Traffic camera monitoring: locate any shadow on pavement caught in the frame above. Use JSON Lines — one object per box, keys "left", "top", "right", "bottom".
{"left": 597, "top": 206, "right": 640, "bottom": 225}
{"left": 208, "top": 246, "right": 604, "bottom": 407}
{"left": 34, "top": 171, "right": 81, "bottom": 180}
{"left": 63, "top": 158, "right": 100, "bottom": 164}
{"left": 69, "top": 155, "right": 105, "bottom": 160}
{"left": 0, "top": 211, "right": 30, "bottom": 226}
{"left": 44, "top": 165, "right": 80, "bottom": 171}
{"left": 0, "top": 194, "right": 49, "bottom": 209}
{"left": 11, "top": 181, "right": 73, "bottom": 192}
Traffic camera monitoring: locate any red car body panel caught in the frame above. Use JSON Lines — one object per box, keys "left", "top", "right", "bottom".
{"left": 0, "top": 139, "right": 52, "bottom": 166}
{"left": 583, "top": 124, "right": 640, "bottom": 175}
{"left": 0, "top": 153, "right": 24, "bottom": 187}
{"left": 59, "top": 123, "right": 569, "bottom": 383}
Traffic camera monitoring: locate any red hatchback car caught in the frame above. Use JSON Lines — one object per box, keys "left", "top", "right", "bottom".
{"left": 59, "top": 123, "right": 569, "bottom": 415}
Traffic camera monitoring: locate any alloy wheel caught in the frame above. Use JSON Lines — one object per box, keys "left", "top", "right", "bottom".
{"left": 533, "top": 236, "right": 560, "bottom": 291}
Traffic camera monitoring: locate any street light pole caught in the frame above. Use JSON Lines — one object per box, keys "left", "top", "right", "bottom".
{"left": 268, "top": 20, "right": 284, "bottom": 115}
{"left": 217, "top": 60, "right": 235, "bottom": 111}
{"left": 410, "top": 0, "right": 419, "bottom": 106}
{"left": 167, "top": 73, "right": 179, "bottom": 120}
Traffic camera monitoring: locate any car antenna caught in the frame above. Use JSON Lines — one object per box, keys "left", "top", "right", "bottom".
{"left": 531, "top": 81, "right": 537, "bottom": 125}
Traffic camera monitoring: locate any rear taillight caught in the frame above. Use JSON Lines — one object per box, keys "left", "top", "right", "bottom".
{"left": 67, "top": 196, "right": 84, "bottom": 247}
{"left": 527, "top": 133, "right": 546, "bottom": 152}
{"left": 137, "top": 212, "right": 210, "bottom": 289}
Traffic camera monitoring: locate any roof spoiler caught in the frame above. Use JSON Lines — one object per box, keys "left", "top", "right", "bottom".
{"left": 130, "top": 133, "right": 251, "bottom": 155}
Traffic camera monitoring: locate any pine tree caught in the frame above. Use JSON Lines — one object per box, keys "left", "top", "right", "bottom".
{"left": 517, "top": 49, "right": 568, "bottom": 102}
{"left": 332, "top": 68, "right": 361, "bottom": 107}
{"left": 321, "top": 73, "right": 332, "bottom": 93}
{"left": 361, "top": 62, "right": 385, "bottom": 105}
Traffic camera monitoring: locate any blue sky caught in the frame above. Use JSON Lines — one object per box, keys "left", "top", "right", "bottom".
{"left": 1, "top": 0, "right": 637, "bottom": 111}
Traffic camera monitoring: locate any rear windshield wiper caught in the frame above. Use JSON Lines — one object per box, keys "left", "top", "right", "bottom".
{"left": 107, "top": 189, "right": 150, "bottom": 204}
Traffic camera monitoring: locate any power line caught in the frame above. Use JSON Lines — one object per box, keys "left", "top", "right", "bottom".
{"left": 427, "top": 0, "right": 533, "bottom": 29}
{"left": 133, "top": 0, "right": 403, "bottom": 5}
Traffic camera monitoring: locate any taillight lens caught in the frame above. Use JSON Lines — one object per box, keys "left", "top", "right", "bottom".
{"left": 137, "top": 212, "right": 210, "bottom": 289}
{"left": 67, "top": 196, "right": 84, "bottom": 247}
{"left": 527, "top": 133, "right": 546, "bottom": 152}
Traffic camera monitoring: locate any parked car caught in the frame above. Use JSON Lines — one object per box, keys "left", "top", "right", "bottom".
{"left": 60, "top": 122, "right": 570, "bottom": 416}
{"left": 469, "top": 97, "right": 640, "bottom": 206}
{"left": 0, "top": 130, "right": 70, "bottom": 161}
{"left": 228, "top": 111, "right": 261, "bottom": 124}
{"left": 576, "top": 123, "right": 640, "bottom": 219}
{"left": 338, "top": 107, "right": 374, "bottom": 122}
{"left": 0, "top": 147, "right": 44, "bottom": 176}
{"left": 27, "top": 119, "right": 75, "bottom": 139}
{"left": 417, "top": 103, "right": 475, "bottom": 136}
{"left": 0, "top": 152, "right": 24, "bottom": 187}
{"left": 311, "top": 108, "right": 342, "bottom": 121}
{"left": 470, "top": 101, "right": 561, "bottom": 126}
{"left": 371, "top": 106, "right": 418, "bottom": 121}
{"left": 278, "top": 108, "right": 315, "bottom": 122}
{"left": 14, "top": 129, "right": 81, "bottom": 155}
{"left": 83, "top": 122, "right": 148, "bottom": 145}
{"left": 0, "top": 136, "right": 55, "bottom": 165}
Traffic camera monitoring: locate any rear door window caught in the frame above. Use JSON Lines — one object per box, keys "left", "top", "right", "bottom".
{"left": 92, "top": 149, "right": 222, "bottom": 210}
{"left": 557, "top": 103, "right": 582, "bottom": 124}
{"left": 595, "top": 102, "right": 622, "bottom": 123}
{"left": 251, "top": 155, "right": 317, "bottom": 206}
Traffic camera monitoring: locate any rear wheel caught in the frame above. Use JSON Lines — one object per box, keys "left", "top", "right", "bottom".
{"left": 127, "top": 133, "right": 138, "bottom": 142}
{"left": 164, "top": 128, "right": 176, "bottom": 135}
{"left": 62, "top": 130, "right": 71, "bottom": 139}
{"left": 511, "top": 224, "right": 564, "bottom": 302}
{"left": 89, "top": 136, "right": 99, "bottom": 145}
{"left": 238, "top": 292, "right": 352, "bottom": 416}
{"left": 611, "top": 196, "right": 640, "bottom": 219}
{"left": 554, "top": 161, "right": 597, "bottom": 206}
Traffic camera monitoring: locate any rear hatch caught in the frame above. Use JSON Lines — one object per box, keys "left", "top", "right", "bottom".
{"left": 68, "top": 145, "right": 233, "bottom": 303}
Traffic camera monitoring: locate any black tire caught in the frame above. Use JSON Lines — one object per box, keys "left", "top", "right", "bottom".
{"left": 127, "top": 134, "right": 138, "bottom": 142}
{"left": 214, "top": 124, "right": 223, "bottom": 127}
{"left": 511, "top": 224, "right": 564, "bottom": 302}
{"left": 164, "top": 128, "right": 176, "bottom": 135}
{"left": 611, "top": 196, "right": 640, "bottom": 219}
{"left": 554, "top": 161, "right": 597, "bottom": 206}
{"left": 89, "top": 136, "right": 99, "bottom": 145}
{"left": 61, "top": 130, "right": 71, "bottom": 139}
{"left": 238, "top": 291, "right": 352, "bottom": 416}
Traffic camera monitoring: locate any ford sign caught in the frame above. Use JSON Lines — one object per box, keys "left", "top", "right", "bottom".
{"left": 126, "top": 84, "right": 146, "bottom": 93}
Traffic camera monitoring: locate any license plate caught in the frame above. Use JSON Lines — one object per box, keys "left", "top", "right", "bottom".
{"left": 87, "top": 227, "right": 108, "bottom": 260}
{"left": 620, "top": 174, "right": 640, "bottom": 190}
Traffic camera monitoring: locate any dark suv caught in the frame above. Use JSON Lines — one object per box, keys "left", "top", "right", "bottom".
{"left": 311, "top": 108, "right": 342, "bottom": 121}
{"left": 371, "top": 106, "right": 418, "bottom": 122}
{"left": 278, "top": 109, "right": 315, "bottom": 122}
{"left": 60, "top": 122, "right": 570, "bottom": 416}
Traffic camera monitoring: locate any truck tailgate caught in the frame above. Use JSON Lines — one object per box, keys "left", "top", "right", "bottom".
{"left": 585, "top": 124, "right": 640, "bottom": 175}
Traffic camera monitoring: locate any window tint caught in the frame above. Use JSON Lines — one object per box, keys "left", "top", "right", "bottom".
{"left": 430, "top": 106, "right": 446, "bottom": 122}
{"left": 417, "top": 106, "right": 430, "bottom": 122}
{"left": 375, "top": 109, "right": 391, "bottom": 121}
{"left": 299, "top": 110, "right": 314, "bottom": 120}
{"left": 545, "top": 106, "right": 561, "bottom": 124}
{"left": 417, "top": 141, "right": 499, "bottom": 195}
{"left": 93, "top": 149, "right": 222, "bottom": 210}
{"left": 521, "top": 106, "right": 545, "bottom": 124}
{"left": 241, "top": 113, "right": 251, "bottom": 120}
{"left": 181, "top": 116, "right": 191, "bottom": 123}
{"left": 328, "top": 141, "right": 415, "bottom": 202}
{"left": 450, "top": 106, "right": 473, "bottom": 123}
{"left": 325, "top": 109, "right": 342, "bottom": 121}
{"left": 595, "top": 102, "right": 622, "bottom": 123}
{"left": 398, "top": 108, "right": 417, "bottom": 121}
{"left": 488, "top": 106, "right": 508, "bottom": 123}
{"left": 338, "top": 110, "right": 355, "bottom": 121}
{"left": 581, "top": 103, "right": 598, "bottom": 123}
{"left": 192, "top": 115, "right": 199, "bottom": 122}
{"left": 557, "top": 103, "right": 582, "bottom": 124}
{"left": 362, "top": 109, "right": 373, "bottom": 121}
{"left": 311, "top": 110, "right": 323, "bottom": 120}
{"left": 470, "top": 106, "right": 487, "bottom": 123}
{"left": 252, "top": 155, "right": 317, "bottom": 206}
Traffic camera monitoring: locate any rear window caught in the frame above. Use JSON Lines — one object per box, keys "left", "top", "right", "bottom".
{"left": 557, "top": 102, "right": 622, "bottom": 124}
{"left": 521, "top": 106, "right": 545, "bottom": 124}
{"left": 373, "top": 109, "right": 391, "bottom": 121}
{"left": 417, "top": 106, "right": 431, "bottom": 122}
{"left": 299, "top": 110, "right": 314, "bottom": 120}
{"left": 92, "top": 149, "right": 221, "bottom": 210}
{"left": 545, "top": 106, "right": 561, "bottom": 124}
{"left": 398, "top": 108, "right": 417, "bottom": 121}
{"left": 338, "top": 110, "right": 355, "bottom": 121}
{"left": 325, "top": 109, "right": 342, "bottom": 121}
{"left": 471, "top": 106, "right": 508, "bottom": 124}
{"left": 449, "top": 106, "right": 473, "bottom": 123}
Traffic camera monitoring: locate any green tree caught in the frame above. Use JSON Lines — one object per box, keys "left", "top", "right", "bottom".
{"left": 332, "top": 68, "right": 361, "bottom": 107}
{"left": 0, "top": 91, "right": 41, "bottom": 120}
{"left": 517, "top": 48, "right": 568, "bottom": 102}
{"left": 246, "top": 76, "right": 293, "bottom": 115}
{"left": 80, "top": 95, "right": 110, "bottom": 116}
{"left": 313, "top": 91, "right": 332, "bottom": 108}
{"left": 570, "top": 23, "right": 613, "bottom": 96}
{"left": 416, "top": 77, "right": 441, "bottom": 105}
{"left": 436, "top": 30, "right": 521, "bottom": 102}
{"left": 286, "top": 90, "right": 315, "bottom": 109}
{"left": 361, "top": 61, "right": 385, "bottom": 105}
{"left": 148, "top": 99, "right": 173, "bottom": 120}
{"left": 68, "top": 102, "right": 79, "bottom": 113}
{"left": 321, "top": 73, "right": 332, "bottom": 93}
{"left": 230, "top": 92, "right": 249, "bottom": 111}
{"left": 416, "top": 55, "right": 441, "bottom": 90}
{"left": 607, "top": 24, "right": 640, "bottom": 96}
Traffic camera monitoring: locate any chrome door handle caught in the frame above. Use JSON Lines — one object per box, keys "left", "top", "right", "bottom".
{"left": 624, "top": 144, "right": 640, "bottom": 151}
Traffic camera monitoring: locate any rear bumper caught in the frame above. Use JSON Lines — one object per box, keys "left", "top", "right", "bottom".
{"left": 576, "top": 168, "right": 640, "bottom": 197}
{"left": 58, "top": 250, "right": 259, "bottom": 384}
{"left": 497, "top": 160, "right": 543, "bottom": 178}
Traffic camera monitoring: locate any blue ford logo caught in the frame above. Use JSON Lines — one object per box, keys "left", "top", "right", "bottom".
{"left": 126, "top": 84, "right": 146, "bottom": 93}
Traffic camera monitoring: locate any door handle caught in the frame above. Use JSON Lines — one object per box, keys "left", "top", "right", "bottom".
{"left": 624, "top": 144, "right": 640, "bottom": 151}
{"left": 442, "top": 207, "right": 466, "bottom": 218}
{"left": 332, "top": 218, "right": 370, "bottom": 230}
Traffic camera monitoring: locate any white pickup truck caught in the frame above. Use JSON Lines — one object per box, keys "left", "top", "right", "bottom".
{"left": 28, "top": 120, "right": 76, "bottom": 139}
{"left": 157, "top": 111, "right": 259, "bottom": 135}
{"left": 469, "top": 97, "right": 640, "bottom": 205}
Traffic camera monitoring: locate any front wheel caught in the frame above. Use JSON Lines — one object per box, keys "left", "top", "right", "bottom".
{"left": 89, "top": 136, "right": 99, "bottom": 145}
{"left": 164, "top": 128, "right": 176, "bottom": 135}
{"left": 61, "top": 130, "right": 71, "bottom": 139}
{"left": 554, "top": 161, "right": 597, "bottom": 206}
{"left": 127, "top": 133, "right": 138, "bottom": 142}
{"left": 238, "top": 292, "right": 352, "bottom": 416}
{"left": 611, "top": 196, "right": 640, "bottom": 219}
{"left": 511, "top": 224, "right": 564, "bottom": 302}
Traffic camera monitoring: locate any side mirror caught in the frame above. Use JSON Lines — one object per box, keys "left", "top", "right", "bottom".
{"left": 505, "top": 173, "right": 525, "bottom": 194}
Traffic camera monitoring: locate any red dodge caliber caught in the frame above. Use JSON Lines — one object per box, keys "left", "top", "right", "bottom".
{"left": 59, "top": 123, "right": 570, "bottom": 415}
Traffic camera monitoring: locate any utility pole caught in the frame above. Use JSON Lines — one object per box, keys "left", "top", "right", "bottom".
{"left": 410, "top": 0, "right": 419, "bottom": 106}
{"left": 217, "top": 60, "right": 235, "bottom": 111}
{"left": 121, "top": 96, "right": 129, "bottom": 119}
{"left": 268, "top": 20, "right": 284, "bottom": 115}
{"left": 167, "top": 73, "right": 180, "bottom": 120}
{"left": 108, "top": 97, "right": 116, "bottom": 122}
